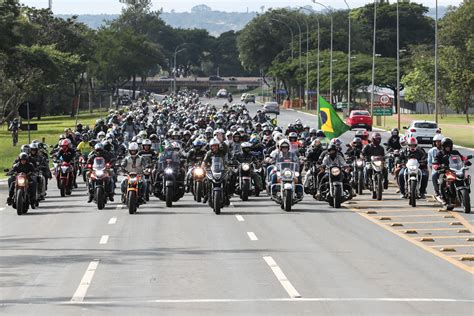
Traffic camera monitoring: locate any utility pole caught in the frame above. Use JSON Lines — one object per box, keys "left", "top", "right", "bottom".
{"left": 396, "top": 0, "right": 401, "bottom": 130}
{"left": 48, "top": 0, "right": 52, "bottom": 10}
{"left": 434, "top": 0, "right": 439, "bottom": 123}
{"left": 343, "top": 0, "right": 351, "bottom": 111}
{"left": 370, "top": 0, "right": 377, "bottom": 117}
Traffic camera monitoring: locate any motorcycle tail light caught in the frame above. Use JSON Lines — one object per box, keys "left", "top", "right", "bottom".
{"left": 87, "top": 164, "right": 92, "bottom": 169}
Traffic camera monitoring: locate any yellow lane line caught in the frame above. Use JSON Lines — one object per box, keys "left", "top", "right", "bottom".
{"left": 353, "top": 208, "right": 474, "bottom": 274}
{"left": 386, "top": 220, "right": 454, "bottom": 225}
{"left": 395, "top": 228, "right": 463, "bottom": 231}
{"left": 428, "top": 244, "right": 474, "bottom": 248}
{"left": 419, "top": 236, "right": 474, "bottom": 239}
{"left": 385, "top": 214, "right": 447, "bottom": 218}
{"left": 449, "top": 212, "right": 474, "bottom": 232}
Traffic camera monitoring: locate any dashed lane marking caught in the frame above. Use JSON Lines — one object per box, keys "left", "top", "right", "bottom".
{"left": 263, "top": 256, "right": 301, "bottom": 298}
{"left": 0, "top": 207, "right": 5, "bottom": 211}
{"left": 247, "top": 232, "right": 258, "bottom": 241}
{"left": 235, "top": 215, "right": 245, "bottom": 222}
{"left": 108, "top": 217, "right": 117, "bottom": 225}
{"left": 99, "top": 235, "right": 109, "bottom": 245}
{"left": 70, "top": 260, "right": 100, "bottom": 303}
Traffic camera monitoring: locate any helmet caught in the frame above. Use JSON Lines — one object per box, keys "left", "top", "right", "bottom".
{"left": 30, "top": 142, "right": 39, "bottom": 150}
{"left": 106, "top": 132, "right": 114, "bottom": 139}
{"left": 60, "top": 139, "right": 70, "bottom": 148}
{"left": 205, "top": 127, "right": 213, "bottom": 134}
{"left": 328, "top": 144, "right": 338, "bottom": 152}
{"left": 441, "top": 137, "right": 453, "bottom": 150}
{"left": 311, "top": 139, "right": 321, "bottom": 147}
{"left": 149, "top": 134, "right": 158, "bottom": 141}
{"left": 19, "top": 152, "right": 29, "bottom": 161}
{"left": 97, "top": 131, "right": 106, "bottom": 139}
{"left": 309, "top": 128, "right": 317, "bottom": 135}
{"left": 142, "top": 139, "right": 152, "bottom": 147}
{"left": 391, "top": 128, "right": 399, "bottom": 136}
{"left": 433, "top": 134, "right": 443, "bottom": 142}
{"left": 209, "top": 138, "right": 220, "bottom": 147}
{"left": 94, "top": 143, "right": 104, "bottom": 151}
{"left": 407, "top": 137, "right": 418, "bottom": 152}
{"left": 225, "top": 131, "right": 233, "bottom": 138}
{"left": 128, "top": 142, "right": 139, "bottom": 156}
{"left": 164, "top": 142, "right": 173, "bottom": 151}
{"left": 274, "top": 132, "right": 284, "bottom": 143}
{"left": 193, "top": 139, "right": 205, "bottom": 147}
{"left": 371, "top": 132, "right": 382, "bottom": 145}
{"left": 316, "top": 130, "right": 326, "bottom": 138}
{"left": 289, "top": 132, "right": 298, "bottom": 140}
{"left": 330, "top": 138, "right": 342, "bottom": 148}
{"left": 249, "top": 134, "right": 259, "bottom": 144}
{"left": 352, "top": 137, "right": 362, "bottom": 145}
{"left": 399, "top": 135, "right": 407, "bottom": 147}
{"left": 241, "top": 142, "right": 252, "bottom": 150}
{"left": 279, "top": 139, "right": 290, "bottom": 149}
{"left": 21, "top": 144, "right": 30, "bottom": 154}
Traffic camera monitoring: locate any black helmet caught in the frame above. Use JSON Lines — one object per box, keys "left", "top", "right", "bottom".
{"left": 391, "top": 128, "right": 399, "bottom": 136}
{"left": 19, "top": 152, "right": 28, "bottom": 161}
{"left": 441, "top": 137, "right": 453, "bottom": 149}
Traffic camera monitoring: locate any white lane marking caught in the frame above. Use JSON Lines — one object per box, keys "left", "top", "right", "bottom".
{"left": 0, "top": 207, "right": 5, "bottom": 211}
{"left": 247, "top": 232, "right": 258, "bottom": 241}
{"left": 99, "top": 235, "right": 109, "bottom": 245}
{"left": 235, "top": 215, "right": 245, "bottom": 222}
{"left": 116, "top": 204, "right": 123, "bottom": 209}
{"left": 108, "top": 217, "right": 117, "bottom": 225}
{"left": 263, "top": 256, "right": 301, "bottom": 298}
{"left": 71, "top": 260, "right": 100, "bottom": 303}
{"left": 63, "top": 297, "right": 474, "bottom": 305}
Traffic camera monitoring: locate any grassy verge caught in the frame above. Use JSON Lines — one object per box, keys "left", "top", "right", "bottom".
{"left": 373, "top": 114, "right": 473, "bottom": 148}
{"left": 0, "top": 111, "right": 107, "bottom": 179}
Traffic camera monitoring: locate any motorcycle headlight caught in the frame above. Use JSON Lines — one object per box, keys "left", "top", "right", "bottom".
{"left": 96, "top": 170, "right": 104, "bottom": 177}
{"left": 284, "top": 170, "right": 293, "bottom": 178}
{"left": 129, "top": 177, "right": 137, "bottom": 184}
{"left": 165, "top": 168, "right": 173, "bottom": 175}
{"left": 295, "top": 172, "right": 300, "bottom": 177}
{"left": 18, "top": 177, "right": 26, "bottom": 186}
{"left": 277, "top": 172, "right": 281, "bottom": 177}
{"left": 356, "top": 160, "right": 364, "bottom": 167}
{"left": 373, "top": 161, "right": 382, "bottom": 167}
{"left": 194, "top": 168, "right": 204, "bottom": 177}
{"left": 408, "top": 165, "right": 417, "bottom": 171}
{"left": 242, "top": 163, "right": 250, "bottom": 171}
{"left": 331, "top": 168, "right": 341, "bottom": 176}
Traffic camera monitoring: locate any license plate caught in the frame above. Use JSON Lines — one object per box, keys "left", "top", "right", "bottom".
{"left": 422, "top": 137, "right": 431, "bottom": 141}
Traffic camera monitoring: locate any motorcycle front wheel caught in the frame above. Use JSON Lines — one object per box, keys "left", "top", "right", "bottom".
{"left": 410, "top": 180, "right": 417, "bottom": 207}
{"left": 128, "top": 190, "right": 137, "bottom": 214}
{"left": 460, "top": 188, "right": 471, "bottom": 213}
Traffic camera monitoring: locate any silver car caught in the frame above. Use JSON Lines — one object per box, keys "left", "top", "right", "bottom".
{"left": 263, "top": 101, "right": 280, "bottom": 115}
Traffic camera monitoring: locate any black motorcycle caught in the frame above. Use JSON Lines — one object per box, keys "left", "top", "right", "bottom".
{"left": 155, "top": 158, "right": 185, "bottom": 207}
{"left": 205, "top": 157, "right": 228, "bottom": 214}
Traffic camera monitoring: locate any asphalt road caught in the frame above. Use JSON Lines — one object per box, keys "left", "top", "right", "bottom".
{"left": 1, "top": 97, "right": 473, "bottom": 315}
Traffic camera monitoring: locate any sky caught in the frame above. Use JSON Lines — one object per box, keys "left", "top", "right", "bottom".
{"left": 20, "top": 0, "right": 463, "bottom": 14}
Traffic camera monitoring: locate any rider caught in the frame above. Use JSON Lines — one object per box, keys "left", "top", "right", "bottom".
{"left": 87, "top": 143, "right": 115, "bottom": 202}
{"left": 120, "top": 142, "right": 146, "bottom": 204}
{"left": 234, "top": 142, "right": 263, "bottom": 193}
{"left": 362, "top": 132, "right": 388, "bottom": 189}
{"left": 319, "top": 144, "right": 352, "bottom": 197}
{"left": 427, "top": 134, "right": 444, "bottom": 200}
{"left": 268, "top": 139, "right": 301, "bottom": 198}
{"left": 386, "top": 128, "right": 402, "bottom": 151}
{"left": 56, "top": 139, "right": 77, "bottom": 188}
{"left": 29, "top": 142, "right": 50, "bottom": 199}
{"left": 397, "top": 137, "right": 428, "bottom": 199}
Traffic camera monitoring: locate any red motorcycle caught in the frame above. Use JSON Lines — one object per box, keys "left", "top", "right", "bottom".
{"left": 55, "top": 161, "right": 74, "bottom": 197}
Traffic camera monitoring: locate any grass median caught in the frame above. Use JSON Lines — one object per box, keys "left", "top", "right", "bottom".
{"left": 0, "top": 111, "right": 107, "bottom": 179}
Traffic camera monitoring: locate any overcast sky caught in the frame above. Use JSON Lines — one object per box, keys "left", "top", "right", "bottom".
{"left": 21, "top": 0, "right": 462, "bottom": 14}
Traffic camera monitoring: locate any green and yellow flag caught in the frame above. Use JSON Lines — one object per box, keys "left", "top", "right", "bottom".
{"left": 318, "top": 96, "right": 350, "bottom": 139}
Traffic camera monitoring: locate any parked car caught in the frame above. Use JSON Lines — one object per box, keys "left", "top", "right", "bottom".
{"left": 243, "top": 94, "right": 256, "bottom": 104}
{"left": 404, "top": 121, "right": 439, "bottom": 145}
{"left": 209, "top": 76, "right": 224, "bottom": 81}
{"left": 346, "top": 110, "right": 373, "bottom": 131}
{"left": 240, "top": 93, "right": 248, "bottom": 102}
{"left": 263, "top": 101, "right": 280, "bottom": 115}
{"left": 216, "top": 89, "right": 228, "bottom": 98}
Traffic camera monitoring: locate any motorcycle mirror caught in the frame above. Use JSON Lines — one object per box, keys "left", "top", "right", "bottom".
{"left": 402, "top": 126, "right": 408, "bottom": 130}
{"left": 4, "top": 168, "right": 9, "bottom": 172}
{"left": 467, "top": 155, "right": 473, "bottom": 160}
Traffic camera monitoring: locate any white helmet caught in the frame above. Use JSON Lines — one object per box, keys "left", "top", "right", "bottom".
{"left": 433, "top": 134, "right": 443, "bottom": 142}
{"left": 278, "top": 139, "right": 290, "bottom": 148}
{"left": 273, "top": 132, "right": 284, "bottom": 143}
{"left": 97, "top": 131, "right": 106, "bottom": 139}
{"left": 209, "top": 138, "right": 220, "bottom": 147}
{"left": 142, "top": 139, "right": 152, "bottom": 146}
{"left": 128, "top": 142, "right": 139, "bottom": 156}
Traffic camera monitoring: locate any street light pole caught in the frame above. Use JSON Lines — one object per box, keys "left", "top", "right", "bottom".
{"left": 312, "top": 1, "right": 333, "bottom": 105}
{"left": 370, "top": 0, "right": 377, "bottom": 117}
{"left": 396, "top": 0, "right": 401, "bottom": 130}
{"left": 343, "top": 0, "right": 351, "bottom": 110}
{"left": 434, "top": 0, "right": 438, "bottom": 123}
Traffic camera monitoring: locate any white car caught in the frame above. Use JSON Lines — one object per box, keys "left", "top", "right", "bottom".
{"left": 404, "top": 120, "right": 440, "bottom": 145}
{"left": 240, "top": 93, "right": 248, "bottom": 102}
{"left": 216, "top": 89, "right": 228, "bottom": 98}
{"left": 263, "top": 101, "right": 280, "bottom": 115}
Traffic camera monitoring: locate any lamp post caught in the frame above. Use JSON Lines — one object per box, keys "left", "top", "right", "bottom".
{"left": 343, "top": 0, "right": 351, "bottom": 110}
{"left": 370, "top": 0, "right": 377, "bottom": 117}
{"left": 312, "top": 1, "right": 333, "bottom": 105}
{"left": 434, "top": 0, "right": 438, "bottom": 123}
{"left": 297, "top": 7, "right": 311, "bottom": 110}
{"left": 396, "top": 0, "right": 401, "bottom": 130}
{"left": 173, "top": 43, "right": 188, "bottom": 93}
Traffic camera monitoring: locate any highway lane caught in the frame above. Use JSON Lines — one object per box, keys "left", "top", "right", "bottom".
{"left": 0, "top": 98, "right": 473, "bottom": 315}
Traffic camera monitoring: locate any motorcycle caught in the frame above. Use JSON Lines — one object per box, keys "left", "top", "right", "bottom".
{"left": 78, "top": 155, "right": 88, "bottom": 183}
{"left": 11, "top": 172, "right": 31, "bottom": 215}
{"left": 143, "top": 166, "right": 153, "bottom": 201}
{"left": 367, "top": 156, "right": 385, "bottom": 200}
{"left": 55, "top": 160, "right": 74, "bottom": 197}
{"left": 235, "top": 162, "right": 259, "bottom": 201}
{"left": 352, "top": 158, "right": 365, "bottom": 195}
{"left": 205, "top": 157, "right": 228, "bottom": 214}
{"left": 89, "top": 157, "right": 111, "bottom": 210}
{"left": 439, "top": 155, "right": 472, "bottom": 213}
{"left": 123, "top": 172, "right": 140, "bottom": 214}
{"left": 404, "top": 158, "right": 422, "bottom": 207}
{"left": 191, "top": 166, "right": 206, "bottom": 202}
{"left": 155, "top": 158, "right": 184, "bottom": 207}
{"left": 270, "top": 161, "right": 303, "bottom": 212}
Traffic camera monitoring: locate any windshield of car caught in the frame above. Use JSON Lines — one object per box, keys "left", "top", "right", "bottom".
{"left": 414, "top": 122, "right": 437, "bottom": 129}
{"left": 352, "top": 111, "right": 370, "bottom": 116}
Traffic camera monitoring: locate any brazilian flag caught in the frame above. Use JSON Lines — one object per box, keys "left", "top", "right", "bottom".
{"left": 318, "top": 96, "right": 350, "bottom": 139}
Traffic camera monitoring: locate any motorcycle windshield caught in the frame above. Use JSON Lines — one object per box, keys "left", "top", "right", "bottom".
{"left": 276, "top": 162, "right": 297, "bottom": 172}
{"left": 93, "top": 157, "right": 106, "bottom": 170}
{"left": 448, "top": 155, "right": 463, "bottom": 171}
{"left": 211, "top": 157, "right": 224, "bottom": 173}
{"left": 371, "top": 156, "right": 384, "bottom": 162}
{"left": 406, "top": 159, "right": 419, "bottom": 169}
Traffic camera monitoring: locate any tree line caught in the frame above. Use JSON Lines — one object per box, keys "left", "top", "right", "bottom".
{"left": 236, "top": 1, "right": 473, "bottom": 120}
{"left": 0, "top": 0, "right": 255, "bottom": 121}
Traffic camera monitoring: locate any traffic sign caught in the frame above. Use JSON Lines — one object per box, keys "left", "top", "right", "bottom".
{"left": 276, "top": 89, "right": 288, "bottom": 95}
{"left": 373, "top": 107, "right": 393, "bottom": 116}
{"left": 380, "top": 95, "right": 390, "bottom": 105}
